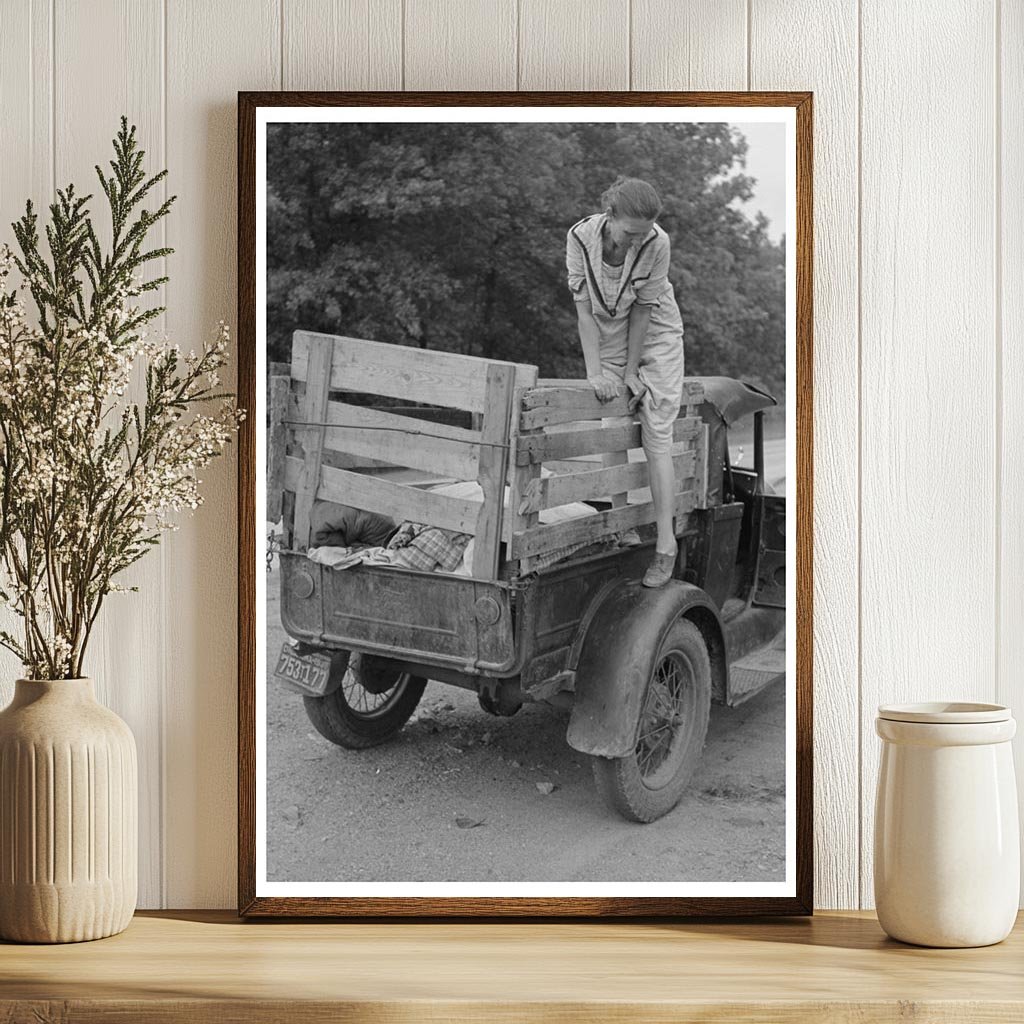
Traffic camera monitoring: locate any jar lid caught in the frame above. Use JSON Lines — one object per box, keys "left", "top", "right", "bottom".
{"left": 877, "top": 701, "right": 1011, "bottom": 724}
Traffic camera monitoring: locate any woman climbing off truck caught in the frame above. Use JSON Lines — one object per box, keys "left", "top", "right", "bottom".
{"left": 566, "top": 177, "right": 687, "bottom": 588}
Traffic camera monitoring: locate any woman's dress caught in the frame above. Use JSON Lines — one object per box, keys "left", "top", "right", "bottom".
{"left": 566, "top": 212, "right": 685, "bottom": 455}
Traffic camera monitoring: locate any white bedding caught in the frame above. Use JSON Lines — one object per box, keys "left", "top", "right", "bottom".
{"left": 429, "top": 475, "right": 600, "bottom": 575}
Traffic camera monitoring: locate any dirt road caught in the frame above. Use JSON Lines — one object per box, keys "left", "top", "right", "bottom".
{"left": 265, "top": 568, "right": 787, "bottom": 884}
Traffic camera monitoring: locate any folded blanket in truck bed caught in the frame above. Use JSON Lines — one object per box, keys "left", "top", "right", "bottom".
{"left": 307, "top": 523, "right": 472, "bottom": 574}
{"left": 386, "top": 521, "right": 472, "bottom": 572}
{"left": 306, "top": 477, "right": 605, "bottom": 577}
{"left": 426, "top": 480, "right": 606, "bottom": 573}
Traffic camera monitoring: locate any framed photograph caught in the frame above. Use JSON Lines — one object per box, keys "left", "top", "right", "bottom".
{"left": 238, "top": 91, "right": 812, "bottom": 917}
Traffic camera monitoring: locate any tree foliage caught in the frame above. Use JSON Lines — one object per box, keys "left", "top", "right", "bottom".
{"left": 267, "top": 121, "right": 785, "bottom": 398}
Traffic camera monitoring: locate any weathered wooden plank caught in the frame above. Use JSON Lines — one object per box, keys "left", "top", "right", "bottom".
{"left": 321, "top": 402, "right": 481, "bottom": 444}
{"left": 291, "top": 332, "right": 535, "bottom": 414}
{"left": 505, "top": 389, "right": 542, "bottom": 549}
{"left": 520, "top": 453, "right": 696, "bottom": 514}
{"left": 290, "top": 434, "right": 421, "bottom": 477}
{"left": 313, "top": 400, "right": 482, "bottom": 482}
{"left": 521, "top": 388, "right": 635, "bottom": 429}
{"left": 511, "top": 492, "right": 696, "bottom": 561}
{"left": 472, "top": 365, "right": 516, "bottom": 578}
{"left": 266, "top": 376, "right": 290, "bottom": 521}
{"left": 682, "top": 385, "right": 707, "bottom": 409}
{"left": 541, "top": 457, "right": 603, "bottom": 476}
{"left": 523, "top": 380, "right": 705, "bottom": 429}
{"left": 693, "top": 424, "right": 710, "bottom": 511}
{"left": 320, "top": 451, "right": 390, "bottom": 472}
{"left": 534, "top": 379, "right": 706, "bottom": 400}
{"left": 293, "top": 337, "right": 334, "bottom": 550}
{"left": 280, "top": 490, "right": 296, "bottom": 552}
{"left": 285, "top": 457, "right": 482, "bottom": 537}
{"left": 517, "top": 418, "right": 700, "bottom": 466}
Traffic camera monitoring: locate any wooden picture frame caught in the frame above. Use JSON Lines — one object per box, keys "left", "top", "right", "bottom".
{"left": 238, "top": 91, "right": 813, "bottom": 917}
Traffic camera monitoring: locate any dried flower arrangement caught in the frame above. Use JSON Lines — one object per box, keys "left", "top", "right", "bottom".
{"left": 0, "top": 118, "right": 242, "bottom": 679}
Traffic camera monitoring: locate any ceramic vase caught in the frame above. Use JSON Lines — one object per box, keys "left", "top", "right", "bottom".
{"left": 0, "top": 678, "right": 137, "bottom": 943}
{"left": 874, "top": 701, "right": 1019, "bottom": 948}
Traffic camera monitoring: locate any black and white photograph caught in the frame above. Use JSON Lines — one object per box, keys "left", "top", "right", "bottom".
{"left": 246, "top": 98, "right": 805, "bottom": 911}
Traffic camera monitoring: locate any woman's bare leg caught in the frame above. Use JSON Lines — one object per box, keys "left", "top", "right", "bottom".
{"left": 645, "top": 447, "right": 678, "bottom": 554}
{"left": 600, "top": 411, "right": 631, "bottom": 509}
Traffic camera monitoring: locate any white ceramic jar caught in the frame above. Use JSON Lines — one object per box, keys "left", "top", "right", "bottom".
{"left": 874, "top": 702, "right": 1019, "bottom": 947}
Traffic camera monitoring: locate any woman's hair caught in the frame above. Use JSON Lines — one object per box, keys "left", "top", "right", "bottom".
{"left": 601, "top": 176, "right": 662, "bottom": 220}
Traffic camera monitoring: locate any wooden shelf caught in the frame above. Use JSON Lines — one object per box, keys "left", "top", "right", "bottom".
{"left": 2, "top": 910, "right": 1023, "bottom": 1022}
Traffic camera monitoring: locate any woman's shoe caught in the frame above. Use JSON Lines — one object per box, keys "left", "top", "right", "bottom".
{"left": 618, "top": 528, "right": 642, "bottom": 548}
{"left": 642, "top": 550, "right": 677, "bottom": 588}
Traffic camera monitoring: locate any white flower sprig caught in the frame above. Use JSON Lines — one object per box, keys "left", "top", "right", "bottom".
{"left": 0, "top": 118, "right": 242, "bottom": 679}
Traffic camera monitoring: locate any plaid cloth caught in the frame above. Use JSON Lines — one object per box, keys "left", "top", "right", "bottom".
{"left": 525, "top": 535, "right": 619, "bottom": 573}
{"left": 387, "top": 522, "right": 472, "bottom": 573}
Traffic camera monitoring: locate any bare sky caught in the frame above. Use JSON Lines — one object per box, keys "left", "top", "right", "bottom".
{"left": 730, "top": 121, "right": 787, "bottom": 243}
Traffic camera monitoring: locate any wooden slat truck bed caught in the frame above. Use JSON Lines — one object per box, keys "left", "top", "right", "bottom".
{"left": 270, "top": 331, "right": 707, "bottom": 580}
{"left": 280, "top": 330, "right": 537, "bottom": 579}
{"left": 508, "top": 379, "right": 707, "bottom": 574}
{"left": 269, "top": 331, "right": 707, "bottom": 673}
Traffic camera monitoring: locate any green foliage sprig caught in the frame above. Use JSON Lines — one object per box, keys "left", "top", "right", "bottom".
{"left": 0, "top": 117, "right": 242, "bottom": 679}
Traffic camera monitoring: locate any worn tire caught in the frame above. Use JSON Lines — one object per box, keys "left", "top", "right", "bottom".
{"left": 303, "top": 651, "right": 426, "bottom": 750}
{"left": 592, "top": 618, "right": 711, "bottom": 823}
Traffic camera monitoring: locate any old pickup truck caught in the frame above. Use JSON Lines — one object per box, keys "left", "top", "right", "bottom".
{"left": 268, "top": 331, "right": 786, "bottom": 823}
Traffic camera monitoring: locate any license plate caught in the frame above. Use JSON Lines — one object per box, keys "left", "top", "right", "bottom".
{"left": 274, "top": 643, "right": 333, "bottom": 696}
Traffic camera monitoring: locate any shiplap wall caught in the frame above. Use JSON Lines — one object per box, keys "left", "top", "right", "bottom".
{"left": 0, "top": 0, "right": 1017, "bottom": 911}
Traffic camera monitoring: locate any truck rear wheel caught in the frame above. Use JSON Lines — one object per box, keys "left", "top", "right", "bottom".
{"left": 592, "top": 618, "right": 711, "bottom": 823}
{"left": 303, "top": 651, "right": 427, "bottom": 749}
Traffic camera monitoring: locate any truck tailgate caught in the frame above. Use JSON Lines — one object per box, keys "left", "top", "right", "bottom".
{"left": 279, "top": 551, "right": 515, "bottom": 673}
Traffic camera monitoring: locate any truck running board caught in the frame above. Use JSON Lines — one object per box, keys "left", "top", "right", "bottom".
{"left": 728, "top": 637, "right": 786, "bottom": 706}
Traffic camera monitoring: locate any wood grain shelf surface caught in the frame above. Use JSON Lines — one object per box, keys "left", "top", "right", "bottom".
{"left": 2, "top": 910, "right": 1023, "bottom": 1022}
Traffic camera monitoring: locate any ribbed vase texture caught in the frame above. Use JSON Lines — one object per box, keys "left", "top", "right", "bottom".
{"left": 0, "top": 678, "right": 137, "bottom": 943}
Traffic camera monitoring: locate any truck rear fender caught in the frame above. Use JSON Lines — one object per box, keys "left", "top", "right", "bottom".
{"left": 566, "top": 579, "right": 725, "bottom": 759}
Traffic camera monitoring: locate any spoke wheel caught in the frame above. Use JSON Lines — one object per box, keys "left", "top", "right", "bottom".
{"left": 303, "top": 651, "right": 426, "bottom": 749}
{"left": 592, "top": 618, "right": 711, "bottom": 822}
